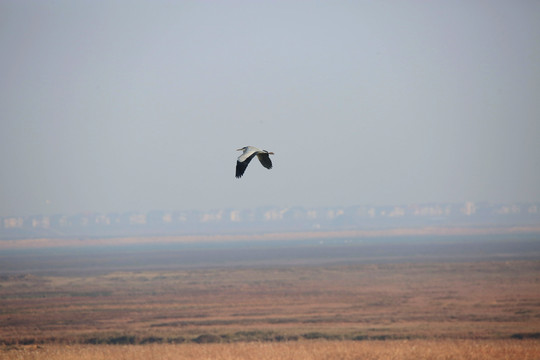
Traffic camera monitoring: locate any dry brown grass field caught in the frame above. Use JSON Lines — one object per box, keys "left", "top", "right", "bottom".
{"left": 1, "top": 236, "right": 539, "bottom": 358}
{"left": 3, "top": 340, "right": 540, "bottom": 360}
{"left": 2, "top": 261, "right": 540, "bottom": 343}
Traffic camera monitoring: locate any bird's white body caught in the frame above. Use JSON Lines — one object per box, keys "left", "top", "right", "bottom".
{"left": 237, "top": 146, "right": 261, "bottom": 163}
{"left": 236, "top": 146, "right": 274, "bottom": 178}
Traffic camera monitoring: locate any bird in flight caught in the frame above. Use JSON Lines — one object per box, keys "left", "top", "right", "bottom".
{"left": 236, "top": 146, "right": 274, "bottom": 178}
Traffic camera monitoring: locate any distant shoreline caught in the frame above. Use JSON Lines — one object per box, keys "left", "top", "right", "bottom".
{"left": 1, "top": 225, "right": 539, "bottom": 250}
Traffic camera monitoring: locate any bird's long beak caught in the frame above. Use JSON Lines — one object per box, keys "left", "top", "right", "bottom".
{"left": 236, "top": 148, "right": 243, "bottom": 151}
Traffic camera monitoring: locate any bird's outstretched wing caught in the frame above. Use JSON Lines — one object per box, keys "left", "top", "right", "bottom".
{"left": 235, "top": 161, "right": 248, "bottom": 178}
{"left": 236, "top": 153, "right": 257, "bottom": 178}
{"left": 257, "top": 152, "right": 273, "bottom": 169}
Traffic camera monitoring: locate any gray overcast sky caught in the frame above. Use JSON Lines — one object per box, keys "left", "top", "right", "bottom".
{"left": 1, "top": 1, "right": 539, "bottom": 216}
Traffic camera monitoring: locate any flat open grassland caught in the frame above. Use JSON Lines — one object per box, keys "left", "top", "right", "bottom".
{"left": 3, "top": 340, "right": 540, "bottom": 360}
{"left": 1, "top": 261, "right": 539, "bottom": 342}
{"left": 1, "top": 235, "right": 539, "bottom": 358}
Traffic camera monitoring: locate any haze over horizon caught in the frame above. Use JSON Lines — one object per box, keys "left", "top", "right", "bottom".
{"left": 1, "top": 1, "right": 539, "bottom": 217}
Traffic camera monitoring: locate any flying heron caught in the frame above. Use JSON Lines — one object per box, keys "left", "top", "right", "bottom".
{"left": 236, "top": 146, "right": 274, "bottom": 178}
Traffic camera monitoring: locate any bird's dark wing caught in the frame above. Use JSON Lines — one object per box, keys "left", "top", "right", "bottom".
{"left": 235, "top": 153, "right": 257, "bottom": 178}
{"left": 257, "top": 153, "right": 273, "bottom": 169}
{"left": 236, "top": 161, "right": 248, "bottom": 178}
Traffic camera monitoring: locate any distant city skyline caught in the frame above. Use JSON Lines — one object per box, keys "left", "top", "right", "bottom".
{"left": 1, "top": 1, "right": 539, "bottom": 217}
{"left": 2, "top": 200, "right": 539, "bottom": 241}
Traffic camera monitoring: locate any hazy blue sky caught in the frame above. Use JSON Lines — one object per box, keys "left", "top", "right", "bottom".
{"left": 1, "top": 1, "right": 539, "bottom": 216}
